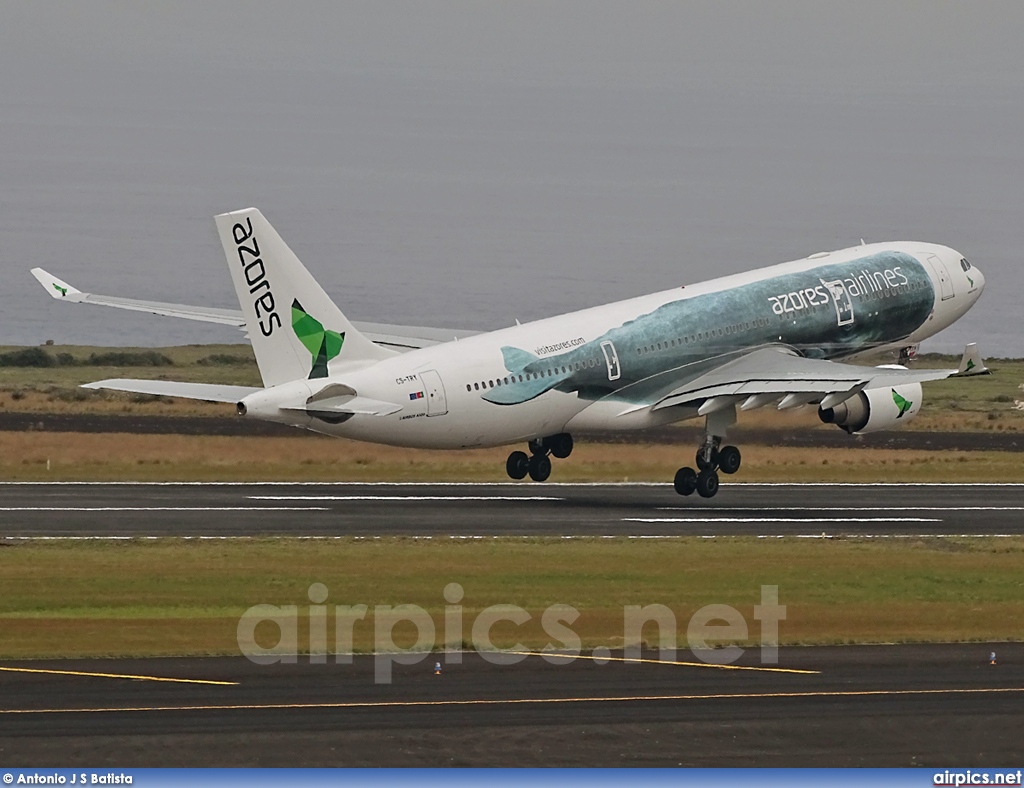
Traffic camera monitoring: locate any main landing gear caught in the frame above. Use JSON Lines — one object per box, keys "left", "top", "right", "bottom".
{"left": 673, "top": 443, "right": 741, "bottom": 498}
{"left": 673, "top": 405, "right": 742, "bottom": 499}
{"left": 506, "top": 433, "right": 573, "bottom": 482}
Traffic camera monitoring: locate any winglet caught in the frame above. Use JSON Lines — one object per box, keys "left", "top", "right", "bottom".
{"left": 957, "top": 343, "right": 990, "bottom": 376}
{"left": 31, "top": 268, "right": 82, "bottom": 300}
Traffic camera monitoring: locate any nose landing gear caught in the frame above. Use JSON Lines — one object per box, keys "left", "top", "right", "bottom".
{"left": 506, "top": 433, "right": 572, "bottom": 481}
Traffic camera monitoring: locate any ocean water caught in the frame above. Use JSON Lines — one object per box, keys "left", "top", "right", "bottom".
{"left": 1, "top": 2, "right": 1021, "bottom": 357}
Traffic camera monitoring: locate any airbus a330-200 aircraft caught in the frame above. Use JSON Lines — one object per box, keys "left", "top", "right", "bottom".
{"left": 32, "top": 208, "right": 989, "bottom": 498}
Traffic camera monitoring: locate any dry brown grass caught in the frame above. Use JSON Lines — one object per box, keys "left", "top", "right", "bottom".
{"left": 2, "top": 346, "right": 1023, "bottom": 431}
{"left": 0, "top": 430, "right": 1021, "bottom": 482}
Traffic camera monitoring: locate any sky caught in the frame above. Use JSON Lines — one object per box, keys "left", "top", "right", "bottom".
{"left": 1, "top": 1, "right": 1022, "bottom": 354}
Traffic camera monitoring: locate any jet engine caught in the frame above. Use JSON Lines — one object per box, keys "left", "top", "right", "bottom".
{"left": 818, "top": 381, "right": 923, "bottom": 434}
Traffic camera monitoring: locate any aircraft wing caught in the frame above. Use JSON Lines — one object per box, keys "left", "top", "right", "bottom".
{"left": 31, "top": 267, "right": 245, "bottom": 326}
{"left": 352, "top": 321, "right": 482, "bottom": 350}
{"left": 649, "top": 346, "right": 964, "bottom": 414}
{"left": 31, "top": 268, "right": 480, "bottom": 351}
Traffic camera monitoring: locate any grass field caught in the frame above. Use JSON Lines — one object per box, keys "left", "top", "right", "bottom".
{"left": 2, "top": 344, "right": 1022, "bottom": 483}
{"left": 1, "top": 538, "right": 1022, "bottom": 659}
{"left": 1, "top": 431, "right": 1022, "bottom": 482}
{"left": 1, "top": 346, "right": 1021, "bottom": 661}
{"left": 1, "top": 344, "right": 1023, "bottom": 432}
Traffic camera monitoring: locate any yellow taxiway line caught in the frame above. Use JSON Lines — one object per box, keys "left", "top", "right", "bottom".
{"left": 1, "top": 686, "right": 1021, "bottom": 715}
{"left": 0, "top": 666, "right": 238, "bottom": 686}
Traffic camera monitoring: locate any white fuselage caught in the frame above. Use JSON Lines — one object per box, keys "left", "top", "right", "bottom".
{"left": 243, "top": 241, "right": 984, "bottom": 449}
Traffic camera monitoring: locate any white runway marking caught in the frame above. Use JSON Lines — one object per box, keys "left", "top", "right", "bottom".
{"left": 2, "top": 533, "right": 1018, "bottom": 542}
{"left": 625, "top": 517, "right": 943, "bottom": 523}
{"left": 625, "top": 534, "right": 1019, "bottom": 539}
{"left": 657, "top": 506, "right": 1024, "bottom": 512}
{"left": 0, "top": 506, "right": 329, "bottom": 512}
{"left": 248, "top": 495, "right": 563, "bottom": 502}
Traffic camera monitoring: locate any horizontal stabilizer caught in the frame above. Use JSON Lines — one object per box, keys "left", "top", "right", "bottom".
{"left": 282, "top": 396, "right": 402, "bottom": 417}
{"left": 80, "top": 379, "right": 261, "bottom": 403}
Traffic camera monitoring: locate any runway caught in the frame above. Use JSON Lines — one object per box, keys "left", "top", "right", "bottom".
{"left": 1, "top": 644, "right": 1021, "bottom": 766}
{"left": 1, "top": 482, "right": 1023, "bottom": 538}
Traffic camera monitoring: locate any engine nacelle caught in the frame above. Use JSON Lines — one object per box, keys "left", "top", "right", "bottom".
{"left": 818, "top": 381, "right": 923, "bottom": 434}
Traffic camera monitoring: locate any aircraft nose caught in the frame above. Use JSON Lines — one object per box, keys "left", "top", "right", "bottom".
{"left": 971, "top": 264, "right": 985, "bottom": 296}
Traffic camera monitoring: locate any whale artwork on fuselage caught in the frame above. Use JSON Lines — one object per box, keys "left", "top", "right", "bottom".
{"left": 32, "top": 209, "right": 988, "bottom": 499}
{"left": 482, "top": 252, "right": 935, "bottom": 408}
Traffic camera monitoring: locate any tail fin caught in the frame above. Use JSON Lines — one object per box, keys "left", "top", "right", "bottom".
{"left": 957, "top": 342, "right": 990, "bottom": 376}
{"left": 215, "top": 208, "right": 394, "bottom": 387}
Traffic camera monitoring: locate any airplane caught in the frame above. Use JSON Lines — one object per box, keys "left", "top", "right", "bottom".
{"left": 31, "top": 208, "right": 988, "bottom": 498}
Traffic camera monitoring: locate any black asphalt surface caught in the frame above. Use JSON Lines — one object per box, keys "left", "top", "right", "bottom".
{"left": 0, "top": 482, "right": 1022, "bottom": 538}
{"left": 1, "top": 644, "right": 1022, "bottom": 766}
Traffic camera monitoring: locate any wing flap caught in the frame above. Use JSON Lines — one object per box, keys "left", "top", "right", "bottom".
{"left": 652, "top": 347, "right": 958, "bottom": 411}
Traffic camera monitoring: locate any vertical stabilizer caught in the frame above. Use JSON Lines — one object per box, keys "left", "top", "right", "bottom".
{"left": 957, "top": 343, "right": 990, "bottom": 376}
{"left": 214, "top": 208, "right": 394, "bottom": 387}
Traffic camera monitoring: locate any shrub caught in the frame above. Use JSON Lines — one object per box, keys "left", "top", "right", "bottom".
{"left": 0, "top": 348, "right": 56, "bottom": 367}
{"left": 196, "top": 354, "right": 255, "bottom": 366}
{"left": 87, "top": 351, "right": 174, "bottom": 367}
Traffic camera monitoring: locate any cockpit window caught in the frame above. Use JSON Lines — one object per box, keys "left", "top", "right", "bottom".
{"left": 961, "top": 258, "right": 972, "bottom": 271}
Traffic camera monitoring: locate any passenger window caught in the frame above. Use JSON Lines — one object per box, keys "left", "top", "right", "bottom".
{"left": 466, "top": 384, "right": 471, "bottom": 392}
{"left": 474, "top": 383, "right": 479, "bottom": 390}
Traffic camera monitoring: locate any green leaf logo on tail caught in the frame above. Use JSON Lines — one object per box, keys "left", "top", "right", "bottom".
{"left": 52, "top": 283, "right": 68, "bottom": 297}
{"left": 891, "top": 389, "right": 913, "bottom": 418}
{"left": 291, "top": 299, "right": 344, "bottom": 379}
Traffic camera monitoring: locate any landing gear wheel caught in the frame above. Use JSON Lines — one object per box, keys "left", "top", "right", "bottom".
{"left": 549, "top": 433, "right": 574, "bottom": 459}
{"left": 528, "top": 453, "right": 552, "bottom": 482}
{"left": 717, "top": 445, "right": 741, "bottom": 475}
{"left": 673, "top": 466, "right": 698, "bottom": 496}
{"left": 696, "top": 469, "right": 720, "bottom": 499}
{"left": 695, "top": 447, "right": 719, "bottom": 471}
{"left": 506, "top": 450, "right": 530, "bottom": 480}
